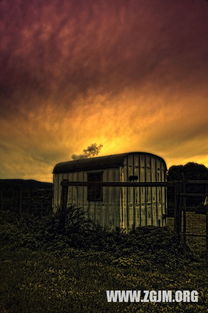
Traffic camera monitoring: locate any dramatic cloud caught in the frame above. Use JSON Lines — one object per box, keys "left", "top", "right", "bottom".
{"left": 0, "top": 0, "right": 208, "bottom": 181}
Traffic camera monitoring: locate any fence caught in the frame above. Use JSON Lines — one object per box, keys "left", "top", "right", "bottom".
{"left": 61, "top": 179, "right": 208, "bottom": 260}
{"left": 171, "top": 180, "right": 208, "bottom": 262}
{"left": 0, "top": 184, "right": 53, "bottom": 216}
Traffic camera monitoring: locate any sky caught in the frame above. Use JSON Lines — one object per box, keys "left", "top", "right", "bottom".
{"left": 0, "top": 0, "right": 208, "bottom": 182}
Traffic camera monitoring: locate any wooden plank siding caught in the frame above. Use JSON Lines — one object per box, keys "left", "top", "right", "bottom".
{"left": 53, "top": 152, "right": 167, "bottom": 231}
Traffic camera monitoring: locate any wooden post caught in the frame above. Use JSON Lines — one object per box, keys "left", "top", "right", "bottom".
{"left": 205, "top": 183, "right": 208, "bottom": 266}
{"left": 206, "top": 208, "right": 208, "bottom": 266}
{"left": 182, "top": 177, "right": 187, "bottom": 244}
{"left": 174, "top": 182, "right": 182, "bottom": 240}
{"left": 61, "top": 183, "right": 68, "bottom": 211}
{"left": 60, "top": 180, "right": 69, "bottom": 233}
{"left": 19, "top": 187, "right": 22, "bottom": 217}
{"left": 174, "top": 182, "right": 179, "bottom": 235}
{"left": 0, "top": 189, "right": 3, "bottom": 210}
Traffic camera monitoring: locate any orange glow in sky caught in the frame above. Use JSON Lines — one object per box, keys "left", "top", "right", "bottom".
{"left": 0, "top": 0, "right": 208, "bottom": 181}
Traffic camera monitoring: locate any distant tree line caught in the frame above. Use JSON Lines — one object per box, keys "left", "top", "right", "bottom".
{"left": 167, "top": 162, "right": 208, "bottom": 215}
{"left": 167, "top": 162, "right": 208, "bottom": 181}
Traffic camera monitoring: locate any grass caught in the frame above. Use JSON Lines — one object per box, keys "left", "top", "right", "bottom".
{"left": 0, "top": 209, "right": 207, "bottom": 313}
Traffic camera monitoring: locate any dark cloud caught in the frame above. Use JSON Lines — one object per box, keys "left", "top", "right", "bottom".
{"left": 1, "top": 0, "right": 208, "bottom": 106}
{"left": 0, "top": 0, "right": 208, "bottom": 180}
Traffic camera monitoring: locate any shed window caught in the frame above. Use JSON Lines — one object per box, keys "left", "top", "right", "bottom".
{"left": 87, "top": 172, "right": 103, "bottom": 201}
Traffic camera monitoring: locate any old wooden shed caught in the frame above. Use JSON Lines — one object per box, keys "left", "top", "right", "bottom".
{"left": 53, "top": 152, "right": 167, "bottom": 231}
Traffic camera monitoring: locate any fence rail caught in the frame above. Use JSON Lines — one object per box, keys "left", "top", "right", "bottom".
{"left": 61, "top": 178, "right": 208, "bottom": 263}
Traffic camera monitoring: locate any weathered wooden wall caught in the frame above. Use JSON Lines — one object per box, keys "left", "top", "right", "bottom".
{"left": 53, "top": 153, "right": 167, "bottom": 231}
{"left": 120, "top": 153, "right": 166, "bottom": 230}
{"left": 53, "top": 168, "right": 120, "bottom": 230}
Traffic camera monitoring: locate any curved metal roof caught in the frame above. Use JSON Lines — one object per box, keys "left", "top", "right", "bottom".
{"left": 53, "top": 152, "right": 166, "bottom": 174}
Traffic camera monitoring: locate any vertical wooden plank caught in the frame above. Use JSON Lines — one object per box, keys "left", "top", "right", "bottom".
{"left": 140, "top": 155, "right": 145, "bottom": 226}
{"left": 119, "top": 167, "right": 124, "bottom": 229}
{"left": 161, "top": 162, "right": 166, "bottom": 226}
{"left": 151, "top": 157, "right": 156, "bottom": 226}
{"left": 132, "top": 154, "right": 136, "bottom": 230}
{"left": 156, "top": 160, "right": 162, "bottom": 226}
{"left": 54, "top": 174, "right": 58, "bottom": 212}
{"left": 68, "top": 173, "right": 72, "bottom": 207}
{"left": 110, "top": 168, "right": 114, "bottom": 230}
{"left": 58, "top": 174, "right": 62, "bottom": 209}
{"left": 128, "top": 154, "right": 134, "bottom": 230}
{"left": 113, "top": 168, "right": 120, "bottom": 229}
{"left": 100, "top": 178, "right": 105, "bottom": 229}
{"left": 82, "top": 171, "right": 88, "bottom": 217}
{"left": 134, "top": 154, "right": 139, "bottom": 228}
{"left": 108, "top": 168, "right": 115, "bottom": 230}
{"left": 61, "top": 182, "right": 68, "bottom": 211}
{"left": 87, "top": 171, "right": 92, "bottom": 223}
{"left": 104, "top": 169, "right": 108, "bottom": 228}
{"left": 146, "top": 155, "right": 151, "bottom": 225}
{"left": 159, "top": 161, "right": 163, "bottom": 225}
{"left": 163, "top": 163, "right": 167, "bottom": 226}
{"left": 76, "top": 172, "right": 80, "bottom": 208}
{"left": 150, "top": 157, "right": 153, "bottom": 225}
{"left": 123, "top": 156, "right": 128, "bottom": 230}
{"left": 138, "top": 154, "right": 142, "bottom": 226}
{"left": 155, "top": 158, "right": 159, "bottom": 226}
{"left": 144, "top": 155, "right": 148, "bottom": 226}
{"left": 71, "top": 172, "right": 74, "bottom": 206}
{"left": 75, "top": 172, "right": 79, "bottom": 208}
{"left": 103, "top": 169, "right": 108, "bottom": 228}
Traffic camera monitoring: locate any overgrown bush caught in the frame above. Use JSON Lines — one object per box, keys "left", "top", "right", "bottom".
{"left": 0, "top": 206, "right": 193, "bottom": 269}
